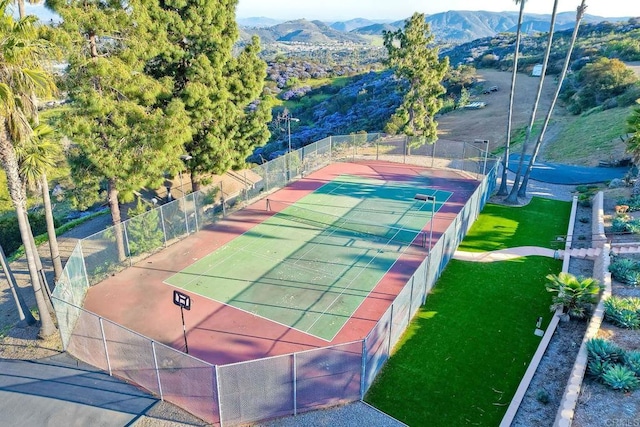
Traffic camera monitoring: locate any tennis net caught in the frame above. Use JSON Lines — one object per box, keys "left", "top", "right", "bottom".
{"left": 266, "top": 199, "right": 426, "bottom": 247}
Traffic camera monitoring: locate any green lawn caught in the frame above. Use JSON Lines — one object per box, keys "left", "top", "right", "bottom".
{"left": 364, "top": 197, "right": 571, "bottom": 426}
{"left": 457, "top": 197, "right": 571, "bottom": 252}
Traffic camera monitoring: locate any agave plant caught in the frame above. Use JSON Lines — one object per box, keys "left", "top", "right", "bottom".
{"left": 587, "top": 338, "right": 625, "bottom": 365}
{"left": 604, "top": 296, "right": 640, "bottom": 329}
{"left": 608, "top": 257, "right": 640, "bottom": 286}
{"left": 546, "top": 273, "right": 601, "bottom": 319}
{"left": 624, "top": 351, "right": 640, "bottom": 376}
{"left": 587, "top": 358, "right": 613, "bottom": 380}
{"left": 602, "top": 365, "right": 640, "bottom": 392}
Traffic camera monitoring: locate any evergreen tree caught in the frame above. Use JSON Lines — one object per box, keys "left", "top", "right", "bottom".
{"left": 383, "top": 12, "right": 449, "bottom": 151}
{"left": 46, "top": 0, "right": 190, "bottom": 260}
{"left": 147, "top": 0, "right": 271, "bottom": 190}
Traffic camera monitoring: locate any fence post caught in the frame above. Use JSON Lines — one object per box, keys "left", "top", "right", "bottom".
{"left": 423, "top": 255, "right": 431, "bottom": 305}
{"left": 292, "top": 353, "right": 297, "bottom": 416}
{"left": 193, "top": 193, "right": 200, "bottom": 232}
{"left": 159, "top": 207, "right": 168, "bottom": 247}
{"left": 431, "top": 140, "right": 436, "bottom": 168}
{"left": 387, "top": 304, "right": 394, "bottom": 354}
{"left": 151, "top": 341, "right": 164, "bottom": 400}
{"left": 78, "top": 241, "right": 90, "bottom": 289}
{"left": 461, "top": 142, "right": 466, "bottom": 172}
{"left": 123, "top": 224, "right": 132, "bottom": 266}
{"left": 215, "top": 365, "right": 224, "bottom": 427}
{"left": 220, "top": 181, "right": 226, "bottom": 217}
{"left": 329, "top": 136, "right": 333, "bottom": 161}
{"left": 403, "top": 135, "right": 407, "bottom": 164}
{"left": 360, "top": 339, "right": 367, "bottom": 399}
{"left": 244, "top": 171, "right": 249, "bottom": 203}
{"left": 99, "top": 317, "right": 112, "bottom": 376}
{"left": 182, "top": 196, "right": 190, "bottom": 235}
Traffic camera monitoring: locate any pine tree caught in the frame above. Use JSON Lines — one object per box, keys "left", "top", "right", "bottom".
{"left": 146, "top": 0, "right": 271, "bottom": 191}
{"left": 47, "top": 0, "right": 190, "bottom": 260}
{"left": 383, "top": 13, "right": 449, "bottom": 151}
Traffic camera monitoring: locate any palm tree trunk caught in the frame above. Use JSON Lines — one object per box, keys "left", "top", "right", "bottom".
{"left": 0, "top": 131, "right": 57, "bottom": 337}
{"left": 41, "top": 173, "right": 63, "bottom": 282}
{"left": 520, "top": 0, "right": 587, "bottom": 196}
{"left": 108, "top": 179, "right": 127, "bottom": 262}
{"left": 506, "top": 0, "right": 559, "bottom": 203}
{"left": 0, "top": 243, "right": 36, "bottom": 325}
{"left": 16, "top": 0, "right": 26, "bottom": 19}
{"left": 496, "top": 0, "right": 526, "bottom": 196}
{"left": 25, "top": 217, "right": 55, "bottom": 314}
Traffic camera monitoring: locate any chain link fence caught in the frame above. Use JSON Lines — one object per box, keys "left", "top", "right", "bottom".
{"left": 52, "top": 133, "right": 498, "bottom": 425}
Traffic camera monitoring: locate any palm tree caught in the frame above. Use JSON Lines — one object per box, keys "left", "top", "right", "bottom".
{"left": 546, "top": 272, "right": 600, "bottom": 319}
{"left": 496, "top": 0, "right": 526, "bottom": 196}
{"left": 16, "top": 124, "right": 64, "bottom": 282}
{"left": 14, "top": 0, "right": 42, "bottom": 19}
{"left": 0, "top": 0, "right": 58, "bottom": 337}
{"left": 519, "top": 0, "right": 588, "bottom": 197}
{"left": 505, "top": 0, "right": 559, "bottom": 203}
{"left": 1, "top": 243, "right": 36, "bottom": 325}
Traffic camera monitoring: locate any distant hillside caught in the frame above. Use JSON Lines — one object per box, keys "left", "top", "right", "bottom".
{"left": 443, "top": 19, "right": 640, "bottom": 70}
{"left": 240, "top": 10, "right": 630, "bottom": 46}
{"left": 353, "top": 23, "right": 398, "bottom": 36}
{"left": 238, "top": 17, "right": 284, "bottom": 28}
{"left": 239, "top": 18, "right": 368, "bottom": 44}
{"left": 329, "top": 18, "right": 381, "bottom": 32}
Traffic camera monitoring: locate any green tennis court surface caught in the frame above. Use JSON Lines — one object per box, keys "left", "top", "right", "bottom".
{"left": 165, "top": 175, "right": 450, "bottom": 341}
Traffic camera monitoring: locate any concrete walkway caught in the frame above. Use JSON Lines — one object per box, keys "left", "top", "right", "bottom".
{"left": 453, "top": 246, "right": 558, "bottom": 262}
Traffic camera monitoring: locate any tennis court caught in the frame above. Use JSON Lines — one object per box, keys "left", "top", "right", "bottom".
{"left": 165, "top": 175, "right": 449, "bottom": 341}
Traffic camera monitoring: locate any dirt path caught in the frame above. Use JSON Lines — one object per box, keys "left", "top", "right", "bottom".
{"left": 437, "top": 69, "right": 559, "bottom": 153}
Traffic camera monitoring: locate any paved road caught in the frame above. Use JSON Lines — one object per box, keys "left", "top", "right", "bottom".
{"left": 508, "top": 154, "right": 631, "bottom": 185}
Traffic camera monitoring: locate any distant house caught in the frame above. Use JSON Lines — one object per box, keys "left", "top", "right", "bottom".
{"left": 531, "top": 64, "right": 543, "bottom": 77}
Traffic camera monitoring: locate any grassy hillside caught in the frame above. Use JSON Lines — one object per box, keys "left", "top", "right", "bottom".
{"left": 542, "top": 106, "right": 632, "bottom": 166}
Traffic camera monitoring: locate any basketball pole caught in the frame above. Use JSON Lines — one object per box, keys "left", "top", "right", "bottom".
{"left": 181, "top": 306, "right": 189, "bottom": 354}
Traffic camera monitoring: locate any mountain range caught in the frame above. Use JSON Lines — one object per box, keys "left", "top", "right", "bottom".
{"left": 238, "top": 10, "right": 631, "bottom": 45}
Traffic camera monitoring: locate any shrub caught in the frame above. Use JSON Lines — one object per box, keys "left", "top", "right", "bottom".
{"left": 577, "top": 193, "right": 592, "bottom": 207}
{"left": 604, "top": 296, "right": 640, "bottom": 329}
{"left": 535, "top": 389, "right": 550, "bottom": 404}
{"left": 617, "top": 195, "right": 640, "bottom": 212}
{"left": 545, "top": 273, "right": 601, "bottom": 318}
{"left": 587, "top": 338, "right": 625, "bottom": 365}
{"left": 601, "top": 365, "right": 640, "bottom": 392}
{"left": 608, "top": 257, "right": 640, "bottom": 286}
{"left": 611, "top": 215, "right": 640, "bottom": 234}
{"left": 588, "top": 358, "right": 613, "bottom": 379}
{"left": 0, "top": 212, "right": 62, "bottom": 258}
{"left": 625, "top": 351, "right": 640, "bottom": 376}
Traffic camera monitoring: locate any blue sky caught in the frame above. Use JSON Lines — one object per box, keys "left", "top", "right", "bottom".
{"left": 236, "top": 0, "right": 640, "bottom": 21}
{"left": 18, "top": 1, "right": 640, "bottom": 24}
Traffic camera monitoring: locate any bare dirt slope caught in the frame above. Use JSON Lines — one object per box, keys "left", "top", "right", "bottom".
{"left": 436, "top": 68, "right": 559, "bottom": 152}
